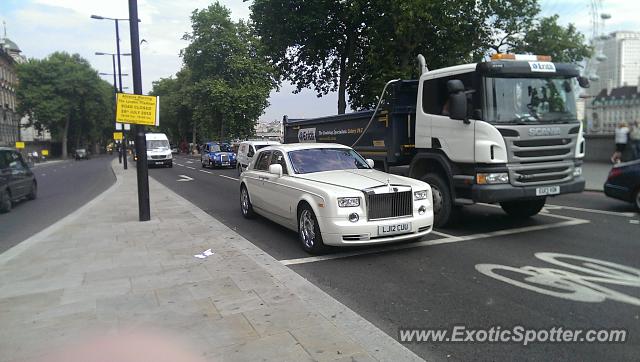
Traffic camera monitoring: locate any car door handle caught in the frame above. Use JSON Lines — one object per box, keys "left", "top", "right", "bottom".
{"left": 258, "top": 176, "right": 268, "bottom": 180}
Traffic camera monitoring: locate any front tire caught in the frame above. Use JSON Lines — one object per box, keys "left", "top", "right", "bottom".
{"left": 240, "top": 185, "right": 255, "bottom": 219}
{"left": 0, "top": 189, "right": 11, "bottom": 213}
{"left": 421, "top": 173, "right": 457, "bottom": 228}
{"left": 634, "top": 189, "right": 640, "bottom": 211}
{"left": 500, "top": 198, "right": 546, "bottom": 218}
{"left": 237, "top": 165, "right": 242, "bottom": 176}
{"left": 298, "top": 204, "right": 326, "bottom": 255}
{"left": 27, "top": 182, "right": 37, "bottom": 200}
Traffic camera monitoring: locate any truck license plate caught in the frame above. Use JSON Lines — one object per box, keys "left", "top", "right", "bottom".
{"left": 378, "top": 222, "right": 411, "bottom": 236}
{"left": 536, "top": 185, "right": 560, "bottom": 196}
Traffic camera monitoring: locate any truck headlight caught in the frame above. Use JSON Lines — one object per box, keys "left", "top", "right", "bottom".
{"left": 414, "top": 190, "right": 429, "bottom": 200}
{"left": 167, "top": 153, "right": 172, "bottom": 159}
{"left": 476, "top": 172, "right": 509, "bottom": 184}
{"left": 337, "top": 197, "right": 360, "bottom": 207}
{"left": 573, "top": 167, "right": 582, "bottom": 177}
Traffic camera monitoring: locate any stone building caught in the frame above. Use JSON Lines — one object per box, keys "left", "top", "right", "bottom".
{"left": 0, "top": 36, "right": 22, "bottom": 147}
{"left": 590, "top": 86, "right": 640, "bottom": 134}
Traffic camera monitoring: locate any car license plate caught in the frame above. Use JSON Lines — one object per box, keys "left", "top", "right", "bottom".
{"left": 223, "top": 162, "right": 229, "bottom": 166}
{"left": 378, "top": 222, "right": 411, "bottom": 236}
{"left": 536, "top": 185, "right": 560, "bottom": 196}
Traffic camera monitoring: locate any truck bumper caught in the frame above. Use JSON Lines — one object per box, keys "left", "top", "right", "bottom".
{"left": 471, "top": 177, "right": 585, "bottom": 203}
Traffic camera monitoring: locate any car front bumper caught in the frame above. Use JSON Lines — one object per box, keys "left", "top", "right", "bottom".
{"left": 604, "top": 182, "right": 632, "bottom": 202}
{"left": 317, "top": 212, "right": 434, "bottom": 246}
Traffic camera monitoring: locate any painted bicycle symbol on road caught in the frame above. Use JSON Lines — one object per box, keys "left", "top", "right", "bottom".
{"left": 475, "top": 252, "right": 640, "bottom": 306}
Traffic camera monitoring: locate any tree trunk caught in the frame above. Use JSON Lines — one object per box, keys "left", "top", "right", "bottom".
{"left": 219, "top": 113, "right": 225, "bottom": 142}
{"left": 61, "top": 116, "right": 70, "bottom": 159}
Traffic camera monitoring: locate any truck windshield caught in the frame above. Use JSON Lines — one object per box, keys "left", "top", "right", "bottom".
{"left": 288, "top": 148, "right": 370, "bottom": 174}
{"left": 147, "top": 140, "right": 169, "bottom": 149}
{"left": 484, "top": 77, "right": 578, "bottom": 124}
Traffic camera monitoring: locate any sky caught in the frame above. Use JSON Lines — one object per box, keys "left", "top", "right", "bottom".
{"left": 1, "top": 0, "right": 639, "bottom": 123}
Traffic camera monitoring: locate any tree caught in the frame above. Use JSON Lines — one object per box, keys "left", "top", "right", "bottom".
{"left": 150, "top": 68, "right": 194, "bottom": 144}
{"left": 16, "top": 52, "right": 113, "bottom": 158}
{"left": 513, "top": 15, "right": 592, "bottom": 63}
{"left": 251, "top": 0, "right": 367, "bottom": 114}
{"left": 182, "top": 2, "right": 277, "bottom": 141}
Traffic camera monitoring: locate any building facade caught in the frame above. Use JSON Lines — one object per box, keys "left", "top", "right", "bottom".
{"left": 589, "top": 31, "right": 640, "bottom": 94}
{"left": 589, "top": 86, "right": 640, "bottom": 134}
{"left": 0, "top": 39, "right": 20, "bottom": 147}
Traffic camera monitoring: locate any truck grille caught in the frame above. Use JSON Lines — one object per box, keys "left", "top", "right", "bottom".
{"left": 366, "top": 191, "right": 412, "bottom": 220}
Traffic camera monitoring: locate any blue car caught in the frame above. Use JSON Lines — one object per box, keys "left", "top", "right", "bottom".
{"left": 604, "top": 159, "right": 640, "bottom": 210}
{"left": 200, "top": 142, "right": 237, "bottom": 169}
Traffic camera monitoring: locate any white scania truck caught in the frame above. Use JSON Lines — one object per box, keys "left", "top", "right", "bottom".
{"left": 284, "top": 54, "right": 588, "bottom": 227}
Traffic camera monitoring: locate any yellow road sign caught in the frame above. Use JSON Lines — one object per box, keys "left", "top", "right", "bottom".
{"left": 116, "top": 93, "right": 159, "bottom": 126}
{"left": 15, "top": 141, "right": 25, "bottom": 149}
{"left": 113, "top": 132, "right": 124, "bottom": 140}
{"left": 41, "top": 150, "right": 49, "bottom": 156}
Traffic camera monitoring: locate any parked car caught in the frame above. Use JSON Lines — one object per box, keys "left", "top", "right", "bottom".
{"left": 201, "top": 142, "right": 237, "bottom": 169}
{"left": 146, "top": 133, "right": 173, "bottom": 168}
{"left": 75, "top": 148, "right": 89, "bottom": 160}
{"left": 604, "top": 159, "right": 640, "bottom": 210}
{"left": 237, "top": 140, "right": 280, "bottom": 175}
{"left": 239, "top": 143, "right": 434, "bottom": 254}
{"left": 0, "top": 147, "right": 37, "bottom": 213}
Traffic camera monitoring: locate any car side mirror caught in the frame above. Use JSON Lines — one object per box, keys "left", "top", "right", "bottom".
{"left": 366, "top": 159, "right": 375, "bottom": 168}
{"left": 269, "top": 164, "right": 283, "bottom": 177}
{"left": 577, "top": 76, "right": 590, "bottom": 89}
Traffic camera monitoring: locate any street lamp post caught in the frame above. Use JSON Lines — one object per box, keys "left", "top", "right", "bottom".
{"left": 96, "top": 50, "right": 131, "bottom": 169}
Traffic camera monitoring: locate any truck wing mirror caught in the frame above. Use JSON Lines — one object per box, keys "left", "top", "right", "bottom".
{"left": 577, "top": 76, "right": 590, "bottom": 89}
{"left": 449, "top": 92, "right": 469, "bottom": 124}
{"left": 447, "top": 79, "right": 465, "bottom": 94}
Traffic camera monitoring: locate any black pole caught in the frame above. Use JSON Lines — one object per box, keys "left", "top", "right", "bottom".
{"left": 115, "top": 20, "right": 128, "bottom": 170}
{"left": 128, "top": 0, "right": 150, "bottom": 221}
{"left": 111, "top": 55, "right": 122, "bottom": 164}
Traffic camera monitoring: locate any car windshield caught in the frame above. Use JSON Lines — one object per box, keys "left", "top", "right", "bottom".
{"left": 485, "top": 77, "right": 578, "bottom": 124}
{"left": 208, "top": 144, "right": 221, "bottom": 152}
{"left": 77, "top": 149, "right": 86, "bottom": 153}
{"left": 287, "top": 148, "right": 370, "bottom": 174}
{"left": 147, "top": 140, "right": 169, "bottom": 149}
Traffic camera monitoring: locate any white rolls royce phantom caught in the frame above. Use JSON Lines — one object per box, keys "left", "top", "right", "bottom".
{"left": 239, "top": 143, "right": 434, "bottom": 254}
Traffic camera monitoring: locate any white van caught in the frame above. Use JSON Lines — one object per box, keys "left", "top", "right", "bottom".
{"left": 145, "top": 133, "right": 172, "bottom": 168}
{"left": 236, "top": 140, "right": 280, "bottom": 175}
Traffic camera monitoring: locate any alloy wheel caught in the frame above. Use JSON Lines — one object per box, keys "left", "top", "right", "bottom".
{"left": 299, "top": 209, "right": 316, "bottom": 248}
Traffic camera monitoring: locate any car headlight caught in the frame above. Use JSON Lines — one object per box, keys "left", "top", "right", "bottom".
{"left": 337, "top": 197, "right": 360, "bottom": 207}
{"left": 414, "top": 190, "right": 429, "bottom": 200}
{"left": 573, "top": 166, "right": 582, "bottom": 177}
{"left": 476, "top": 172, "right": 509, "bottom": 184}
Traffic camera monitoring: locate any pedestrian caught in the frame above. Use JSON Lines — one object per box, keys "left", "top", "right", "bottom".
{"left": 629, "top": 120, "right": 640, "bottom": 160}
{"left": 611, "top": 122, "right": 629, "bottom": 164}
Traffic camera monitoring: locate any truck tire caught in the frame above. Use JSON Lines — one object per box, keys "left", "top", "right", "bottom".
{"left": 500, "top": 198, "right": 546, "bottom": 218}
{"left": 421, "top": 173, "right": 456, "bottom": 228}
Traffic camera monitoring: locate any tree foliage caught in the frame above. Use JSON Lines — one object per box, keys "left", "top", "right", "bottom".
{"left": 179, "top": 2, "right": 277, "bottom": 141}
{"left": 16, "top": 52, "right": 114, "bottom": 158}
{"left": 251, "top": 0, "right": 593, "bottom": 112}
{"left": 150, "top": 68, "right": 193, "bottom": 144}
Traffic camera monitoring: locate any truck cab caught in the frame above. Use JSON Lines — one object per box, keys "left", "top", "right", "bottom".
{"left": 412, "top": 54, "right": 585, "bottom": 225}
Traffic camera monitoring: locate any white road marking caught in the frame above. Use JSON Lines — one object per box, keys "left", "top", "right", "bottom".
{"left": 176, "top": 175, "right": 194, "bottom": 182}
{"left": 185, "top": 166, "right": 196, "bottom": 170}
{"left": 476, "top": 252, "right": 640, "bottom": 306}
{"left": 630, "top": 220, "right": 639, "bottom": 224}
{"left": 199, "top": 169, "right": 213, "bottom": 174}
{"left": 279, "top": 217, "right": 588, "bottom": 266}
{"left": 545, "top": 203, "right": 636, "bottom": 218}
{"left": 174, "top": 163, "right": 184, "bottom": 166}
{"left": 186, "top": 161, "right": 194, "bottom": 164}
{"left": 219, "top": 175, "right": 239, "bottom": 181}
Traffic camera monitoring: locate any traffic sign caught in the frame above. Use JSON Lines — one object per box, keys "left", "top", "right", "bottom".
{"left": 113, "top": 132, "right": 124, "bottom": 140}
{"left": 41, "top": 150, "right": 49, "bottom": 156}
{"left": 15, "top": 141, "right": 25, "bottom": 149}
{"left": 116, "top": 93, "right": 159, "bottom": 126}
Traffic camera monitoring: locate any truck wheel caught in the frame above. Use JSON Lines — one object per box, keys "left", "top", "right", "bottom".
{"left": 421, "top": 173, "right": 456, "bottom": 228}
{"left": 500, "top": 198, "right": 546, "bottom": 218}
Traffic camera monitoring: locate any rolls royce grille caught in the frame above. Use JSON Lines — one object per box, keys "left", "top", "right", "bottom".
{"left": 366, "top": 191, "right": 412, "bottom": 220}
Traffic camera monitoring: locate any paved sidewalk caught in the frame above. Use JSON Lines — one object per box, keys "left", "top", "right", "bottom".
{"left": 0, "top": 160, "right": 422, "bottom": 362}
{"left": 583, "top": 161, "right": 612, "bottom": 191}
